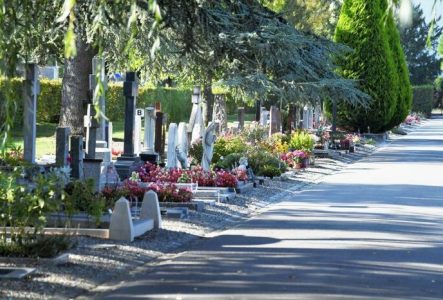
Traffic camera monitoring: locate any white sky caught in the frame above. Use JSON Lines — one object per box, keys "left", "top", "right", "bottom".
{"left": 412, "top": 0, "right": 443, "bottom": 23}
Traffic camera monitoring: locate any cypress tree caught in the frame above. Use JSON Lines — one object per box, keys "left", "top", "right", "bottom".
{"left": 329, "top": 0, "right": 398, "bottom": 133}
{"left": 386, "top": 12, "right": 413, "bottom": 128}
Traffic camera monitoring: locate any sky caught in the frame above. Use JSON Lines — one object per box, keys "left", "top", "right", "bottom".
{"left": 412, "top": 0, "right": 443, "bottom": 23}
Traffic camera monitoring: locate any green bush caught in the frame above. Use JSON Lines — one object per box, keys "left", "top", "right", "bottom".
{"left": 385, "top": 11, "right": 412, "bottom": 128}
{"left": 328, "top": 0, "right": 398, "bottom": 133}
{"left": 2, "top": 78, "right": 193, "bottom": 126}
{"left": 213, "top": 136, "right": 246, "bottom": 165}
{"left": 218, "top": 153, "right": 244, "bottom": 169}
{"left": 246, "top": 147, "right": 286, "bottom": 176}
{"left": 412, "top": 85, "right": 434, "bottom": 116}
{"left": 288, "top": 131, "right": 314, "bottom": 153}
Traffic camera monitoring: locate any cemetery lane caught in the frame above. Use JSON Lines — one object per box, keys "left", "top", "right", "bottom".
{"left": 93, "top": 117, "right": 443, "bottom": 299}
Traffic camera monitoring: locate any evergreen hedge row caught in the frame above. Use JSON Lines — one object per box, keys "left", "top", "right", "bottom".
{"left": 412, "top": 85, "right": 434, "bottom": 116}
{"left": 2, "top": 79, "right": 193, "bottom": 126}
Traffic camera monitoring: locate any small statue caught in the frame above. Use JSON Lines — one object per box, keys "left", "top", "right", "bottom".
{"left": 202, "top": 122, "right": 217, "bottom": 171}
{"left": 238, "top": 157, "right": 248, "bottom": 171}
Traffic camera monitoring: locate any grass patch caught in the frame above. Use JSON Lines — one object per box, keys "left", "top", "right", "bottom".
{"left": 0, "top": 235, "right": 75, "bottom": 258}
{"left": 227, "top": 113, "right": 256, "bottom": 123}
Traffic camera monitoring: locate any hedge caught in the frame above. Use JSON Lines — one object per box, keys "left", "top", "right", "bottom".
{"left": 1, "top": 79, "right": 193, "bottom": 126}
{"left": 412, "top": 85, "right": 434, "bottom": 117}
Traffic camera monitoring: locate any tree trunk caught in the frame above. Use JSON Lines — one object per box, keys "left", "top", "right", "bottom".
{"left": 201, "top": 74, "right": 214, "bottom": 126}
{"left": 59, "top": 38, "right": 96, "bottom": 135}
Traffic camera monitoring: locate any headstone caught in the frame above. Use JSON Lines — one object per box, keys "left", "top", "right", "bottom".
{"left": 188, "top": 86, "right": 204, "bottom": 140}
{"left": 202, "top": 122, "right": 217, "bottom": 171}
{"left": 84, "top": 104, "right": 97, "bottom": 159}
{"left": 255, "top": 100, "right": 261, "bottom": 122}
{"left": 70, "top": 135, "right": 84, "bottom": 179}
{"left": 134, "top": 111, "right": 142, "bottom": 155}
{"left": 100, "top": 163, "right": 120, "bottom": 190}
{"left": 143, "top": 107, "right": 156, "bottom": 153}
{"left": 115, "top": 72, "right": 141, "bottom": 179}
{"left": 260, "top": 109, "right": 269, "bottom": 127}
{"left": 238, "top": 107, "right": 245, "bottom": 130}
{"left": 303, "top": 106, "right": 309, "bottom": 129}
{"left": 166, "top": 123, "right": 178, "bottom": 169}
{"left": 56, "top": 127, "right": 70, "bottom": 167}
{"left": 23, "top": 64, "right": 40, "bottom": 164}
{"left": 212, "top": 94, "right": 227, "bottom": 133}
{"left": 269, "top": 106, "right": 279, "bottom": 135}
{"left": 83, "top": 158, "right": 103, "bottom": 191}
{"left": 154, "top": 111, "right": 164, "bottom": 155}
{"left": 176, "top": 122, "right": 189, "bottom": 169}
{"left": 107, "top": 122, "right": 113, "bottom": 152}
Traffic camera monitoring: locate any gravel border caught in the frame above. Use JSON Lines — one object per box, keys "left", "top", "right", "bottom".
{"left": 0, "top": 145, "right": 377, "bottom": 300}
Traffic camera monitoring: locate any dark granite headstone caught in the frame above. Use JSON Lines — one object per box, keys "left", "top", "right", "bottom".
{"left": 23, "top": 64, "right": 40, "bottom": 164}
{"left": 56, "top": 127, "right": 70, "bottom": 167}
{"left": 70, "top": 135, "right": 84, "bottom": 179}
{"left": 238, "top": 107, "right": 245, "bottom": 130}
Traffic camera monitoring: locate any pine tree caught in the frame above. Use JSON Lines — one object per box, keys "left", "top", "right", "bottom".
{"left": 399, "top": 5, "right": 442, "bottom": 85}
{"left": 328, "top": 0, "right": 398, "bottom": 133}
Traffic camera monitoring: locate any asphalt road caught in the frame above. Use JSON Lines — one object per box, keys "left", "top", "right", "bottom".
{"left": 92, "top": 117, "right": 443, "bottom": 300}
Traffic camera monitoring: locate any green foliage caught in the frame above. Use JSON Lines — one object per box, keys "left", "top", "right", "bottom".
{"left": 218, "top": 153, "right": 244, "bottom": 169}
{"left": 386, "top": 11, "right": 413, "bottom": 128}
{"left": 0, "top": 234, "right": 74, "bottom": 258}
{"left": 64, "top": 179, "right": 105, "bottom": 226}
{"left": 399, "top": 4, "right": 442, "bottom": 85}
{"left": 213, "top": 136, "right": 246, "bottom": 165}
{"left": 261, "top": 165, "right": 282, "bottom": 178}
{"left": 246, "top": 147, "right": 286, "bottom": 176}
{"left": 0, "top": 168, "right": 66, "bottom": 244}
{"left": 288, "top": 131, "right": 315, "bottom": 153}
{"left": 1, "top": 79, "right": 192, "bottom": 126}
{"left": 412, "top": 85, "right": 435, "bottom": 117}
{"left": 262, "top": 0, "right": 342, "bottom": 39}
{"left": 189, "top": 139, "right": 203, "bottom": 165}
{"left": 329, "top": 0, "right": 398, "bottom": 133}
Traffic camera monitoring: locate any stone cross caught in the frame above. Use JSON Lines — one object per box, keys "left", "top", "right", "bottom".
{"left": 23, "top": 64, "right": 40, "bottom": 164}
{"left": 143, "top": 107, "right": 156, "bottom": 153}
{"left": 176, "top": 122, "right": 189, "bottom": 169}
{"left": 212, "top": 94, "right": 227, "bottom": 133}
{"left": 238, "top": 107, "right": 245, "bottom": 130}
{"left": 166, "top": 123, "right": 178, "bottom": 169}
{"left": 122, "top": 72, "right": 138, "bottom": 156}
{"left": 115, "top": 72, "right": 141, "bottom": 180}
{"left": 56, "top": 127, "right": 70, "bottom": 167}
{"left": 202, "top": 122, "right": 217, "bottom": 171}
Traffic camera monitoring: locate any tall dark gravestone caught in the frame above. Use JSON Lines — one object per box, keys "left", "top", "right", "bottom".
{"left": 115, "top": 72, "right": 141, "bottom": 179}
{"left": 56, "top": 127, "right": 70, "bottom": 167}
{"left": 154, "top": 111, "right": 164, "bottom": 156}
{"left": 71, "top": 136, "right": 84, "bottom": 179}
{"left": 255, "top": 100, "right": 261, "bottom": 122}
{"left": 238, "top": 107, "right": 245, "bottom": 130}
{"left": 23, "top": 64, "right": 40, "bottom": 164}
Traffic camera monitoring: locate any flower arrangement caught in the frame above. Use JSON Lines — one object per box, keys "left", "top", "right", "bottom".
{"left": 404, "top": 114, "right": 420, "bottom": 125}
{"left": 146, "top": 183, "right": 192, "bottom": 203}
{"left": 233, "top": 168, "right": 248, "bottom": 181}
{"left": 215, "top": 170, "right": 238, "bottom": 188}
{"left": 280, "top": 150, "right": 308, "bottom": 167}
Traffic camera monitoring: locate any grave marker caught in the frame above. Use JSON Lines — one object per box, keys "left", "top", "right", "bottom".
{"left": 56, "top": 127, "right": 70, "bottom": 167}
{"left": 23, "top": 64, "right": 40, "bottom": 164}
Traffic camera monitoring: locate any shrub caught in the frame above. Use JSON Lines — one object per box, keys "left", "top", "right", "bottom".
{"left": 189, "top": 139, "right": 203, "bottom": 165}
{"left": 328, "top": 0, "right": 398, "bottom": 133}
{"left": 247, "top": 147, "right": 286, "bottom": 176}
{"left": 288, "top": 131, "right": 314, "bottom": 153}
{"left": 385, "top": 11, "right": 412, "bottom": 128}
{"left": 261, "top": 165, "right": 282, "bottom": 178}
{"left": 213, "top": 135, "right": 246, "bottom": 165}
{"left": 412, "top": 85, "right": 434, "bottom": 117}
{"left": 0, "top": 234, "right": 75, "bottom": 258}
{"left": 2, "top": 78, "right": 193, "bottom": 126}
{"left": 218, "top": 153, "right": 243, "bottom": 169}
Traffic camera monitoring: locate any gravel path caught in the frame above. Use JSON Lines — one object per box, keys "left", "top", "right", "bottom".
{"left": 0, "top": 145, "right": 378, "bottom": 300}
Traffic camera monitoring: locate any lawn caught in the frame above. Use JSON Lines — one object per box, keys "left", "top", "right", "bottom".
{"left": 9, "top": 121, "right": 127, "bottom": 158}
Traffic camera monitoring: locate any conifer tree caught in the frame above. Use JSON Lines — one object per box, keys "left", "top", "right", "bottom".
{"left": 329, "top": 0, "right": 398, "bottom": 132}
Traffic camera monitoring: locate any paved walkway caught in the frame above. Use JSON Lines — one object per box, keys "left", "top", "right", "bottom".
{"left": 93, "top": 117, "right": 443, "bottom": 300}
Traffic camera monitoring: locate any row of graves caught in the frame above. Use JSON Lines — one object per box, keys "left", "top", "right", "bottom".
{"left": 2, "top": 58, "right": 363, "bottom": 252}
